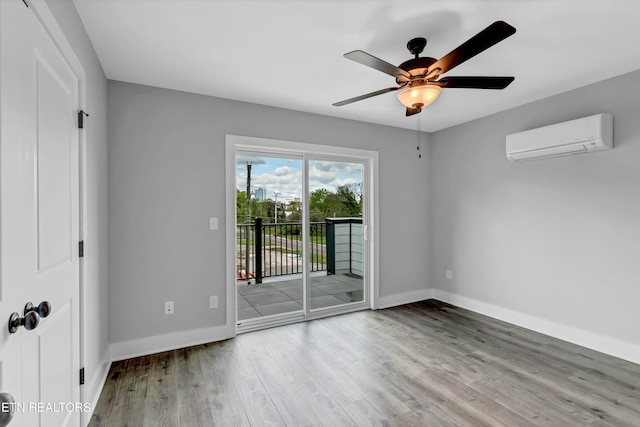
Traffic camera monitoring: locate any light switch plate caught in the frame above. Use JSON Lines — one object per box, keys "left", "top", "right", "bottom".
{"left": 209, "top": 217, "right": 218, "bottom": 230}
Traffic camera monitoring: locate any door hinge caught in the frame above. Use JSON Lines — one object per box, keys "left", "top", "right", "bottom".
{"left": 78, "top": 110, "right": 89, "bottom": 129}
{"left": 80, "top": 368, "right": 85, "bottom": 385}
{"left": 79, "top": 241, "right": 84, "bottom": 258}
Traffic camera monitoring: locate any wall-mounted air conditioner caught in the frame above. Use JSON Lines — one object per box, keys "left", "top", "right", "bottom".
{"left": 506, "top": 113, "right": 613, "bottom": 161}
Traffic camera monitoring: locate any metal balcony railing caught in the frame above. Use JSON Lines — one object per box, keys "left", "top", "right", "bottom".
{"left": 236, "top": 219, "right": 327, "bottom": 283}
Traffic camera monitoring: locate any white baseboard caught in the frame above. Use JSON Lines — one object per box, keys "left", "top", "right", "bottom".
{"left": 110, "top": 324, "right": 234, "bottom": 362}
{"left": 83, "top": 352, "right": 111, "bottom": 425}
{"left": 100, "top": 288, "right": 638, "bottom": 400}
{"left": 431, "top": 289, "right": 640, "bottom": 365}
{"left": 376, "top": 288, "right": 433, "bottom": 310}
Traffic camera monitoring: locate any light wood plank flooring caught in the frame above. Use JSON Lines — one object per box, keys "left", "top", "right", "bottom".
{"left": 89, "top": 300, "right": 640, "bottom": 426}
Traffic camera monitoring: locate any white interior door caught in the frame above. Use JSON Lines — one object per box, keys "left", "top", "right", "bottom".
{"left": 0, "top": 1, "right": 81, "bottom": 426}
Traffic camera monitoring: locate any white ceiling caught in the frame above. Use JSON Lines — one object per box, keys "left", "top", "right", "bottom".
{"left": 73, "top": 0, "right": 640, "bottom": 132}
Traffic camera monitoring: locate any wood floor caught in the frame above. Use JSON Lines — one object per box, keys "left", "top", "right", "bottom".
{"left": 89, "top": 300, "right": 640, "bottom": 426}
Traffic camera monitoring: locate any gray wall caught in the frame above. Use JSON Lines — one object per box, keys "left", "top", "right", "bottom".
{"left": 108, "top": 81, "right": 431, "bottom": 344}
{"left": 429, "top": 70, "right": 640, "bottom": 349}
{"left": 46, "top": 0, "right": 110, "bottom": 406}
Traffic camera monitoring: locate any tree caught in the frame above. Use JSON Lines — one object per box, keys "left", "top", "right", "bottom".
{"left": 309, "top": 188, "right": 330, "bottom": 214}
{"left": 262, "top": 199, "right": 275, "bottom": 222}
{"left": 236, "top": 190, "right": 247, "bottom": 221}
{"left": 287, "top": 200, "right": 301, "bottom": 214}
{"left": 288, "top": 211, "right": 301, "bottom": 222}
{"left": 309, "top": 209, "right": 325, "bottom": 223}
{"left": 308, "top": 187, "right": 362, "bottom": 219}
{"left": 239, "top": 186, "right": 362, "bottom": 224}
{"left": 336, "top": 185, "right": 361, "bottom": 217}
{"left": 251, "top": 198, "right": 268, "bottom": 219}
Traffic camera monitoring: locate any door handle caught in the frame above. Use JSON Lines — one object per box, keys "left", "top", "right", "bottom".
{"left": 8, "top": 311, "right": 39, "bottom": 334}
{"left": 0, "top": 392, "right": 15, "bottom": 426}
{"left": 7, "top": 301, "right": 51, "bottom": 334}
{"left": 24, "top": 301, "right": 52, "bottom": 319}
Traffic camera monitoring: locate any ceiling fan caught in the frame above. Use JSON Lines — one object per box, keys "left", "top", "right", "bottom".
{"left": 333, "top": 21, "right": 516, "bottom": 116}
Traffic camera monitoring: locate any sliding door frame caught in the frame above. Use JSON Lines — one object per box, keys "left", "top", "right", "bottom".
{"left": 225, "top": 135, "right": 379, "bottom": 335}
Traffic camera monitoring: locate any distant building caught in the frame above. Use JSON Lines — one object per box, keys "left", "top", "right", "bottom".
{"left": 254, "top": 187, "right": 266, "bottom": 201}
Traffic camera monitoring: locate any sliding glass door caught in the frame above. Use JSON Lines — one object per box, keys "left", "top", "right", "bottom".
{"left": 230, "top": 140, "right": 373, "bottom": 332}
{"left": 235, "top": 153, "right": 304, "bottom": 321}
{"left": 308, "top": 160, "right": 364, "bottom": 310}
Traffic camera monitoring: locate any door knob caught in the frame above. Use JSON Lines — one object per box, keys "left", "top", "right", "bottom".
{"left": 7, "top": 301, "right": 52, "bottom": 334}
{"left": 0, "top": 392, "right": 15, "bottom": 426}
{"left": 8, "top": 311, "right": 39, "bottom": 334}
{"left": 24, "top": 301, "right": 51, "bottom": 318}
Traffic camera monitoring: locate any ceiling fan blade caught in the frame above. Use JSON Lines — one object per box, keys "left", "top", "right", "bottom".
{"left": 333, "top": 86, "right": 402, "bottom": 107}
{"left": 433, "top": 76, "right": 515, "bottom": 89}
{"left": 427, "top": 21, "right": 516, "bottom": 76}
{"left": 344, "top": 50, "right": 411, "bottom": 79}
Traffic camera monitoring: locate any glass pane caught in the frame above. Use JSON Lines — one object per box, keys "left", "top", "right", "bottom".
{"left": 308, "top": 160, "right": 364, "bottom": 310}
{"left": 236, "top": 153, "right": 304, "bottom": 320}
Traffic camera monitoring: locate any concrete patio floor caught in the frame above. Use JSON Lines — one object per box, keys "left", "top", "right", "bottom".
{"left": 237, "top": 273, "right": 363, "bottom": 320}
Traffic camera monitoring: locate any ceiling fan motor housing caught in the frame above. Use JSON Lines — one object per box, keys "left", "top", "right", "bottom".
{"left": 396, "top": 56, "right": 438, "bottom": 84}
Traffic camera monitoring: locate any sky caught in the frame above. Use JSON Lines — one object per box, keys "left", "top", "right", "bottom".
{"left": 236, "top": 155, "right": 363, "bottom": 202}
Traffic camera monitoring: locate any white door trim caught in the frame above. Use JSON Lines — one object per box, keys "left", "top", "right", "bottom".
{"left": 24, "top": 0, "right": 91, "bottom": 424}
{"left": 225, "top": 135, "right": 380, "bottom": 335}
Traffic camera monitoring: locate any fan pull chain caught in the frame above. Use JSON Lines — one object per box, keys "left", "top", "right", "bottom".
{"left": 416, "top": 115, "right": 422, "bottom": 159}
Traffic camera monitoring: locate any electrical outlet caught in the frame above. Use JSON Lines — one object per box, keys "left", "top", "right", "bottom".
{"left": 446, "top": 270, "right": 453, "bottom": 280}
{"left": 209, "top": 295, "right": 218, "bottom": 309}
{"left": 164, "top": 301, "right": 174, "bottom": 315}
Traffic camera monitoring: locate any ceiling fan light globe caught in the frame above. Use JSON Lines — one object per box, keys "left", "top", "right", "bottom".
{"left": 397, "top": 84, "right": 441, "bottom": 108}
